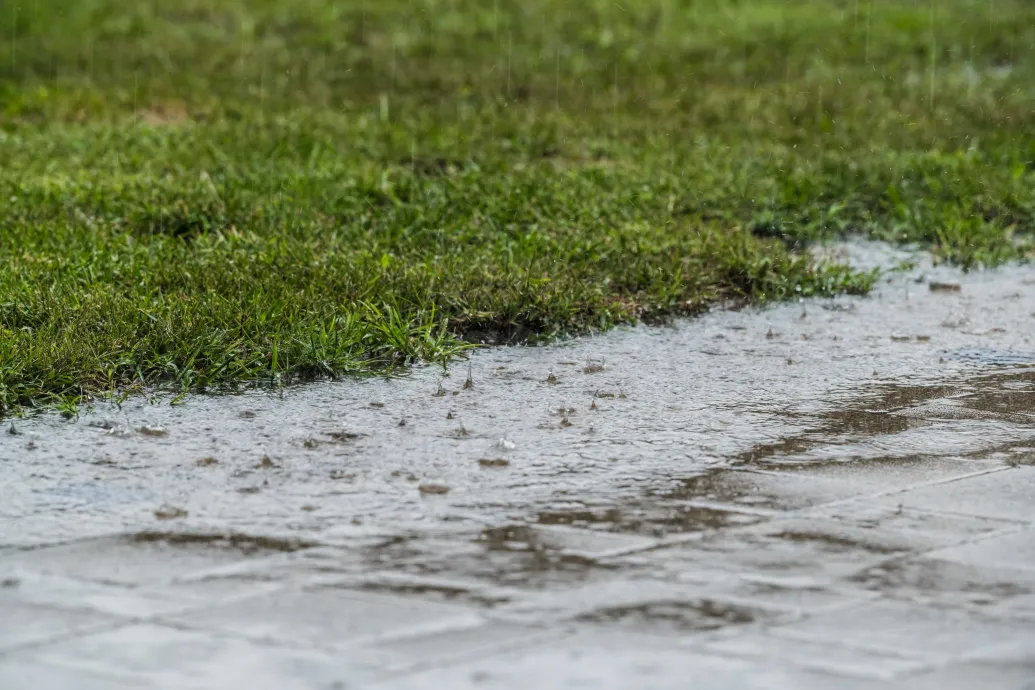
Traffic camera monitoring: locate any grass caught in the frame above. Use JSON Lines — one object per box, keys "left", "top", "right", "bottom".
{"left": 1, "top": 0, "right": 1033, "bottom": 413}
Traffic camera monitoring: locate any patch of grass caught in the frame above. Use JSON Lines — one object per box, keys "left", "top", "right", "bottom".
{"left": 1, "top": 0, "right": 1033, "bottom": 413}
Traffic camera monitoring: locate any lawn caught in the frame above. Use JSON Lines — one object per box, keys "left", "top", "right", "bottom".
{"left": 1, "top": 0, "right": 1033, "bottom": 413}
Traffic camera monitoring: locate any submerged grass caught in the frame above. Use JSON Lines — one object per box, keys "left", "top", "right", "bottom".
{"left": 1, "top": 0, "right": 1033, "bottom": 412}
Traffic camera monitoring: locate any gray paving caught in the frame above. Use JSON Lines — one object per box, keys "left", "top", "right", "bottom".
{"left": 3, "top": 244, "right": 1035, "bottom": 689}
{"left": 3, "top": 449, "right": 1034, "bottom": 688}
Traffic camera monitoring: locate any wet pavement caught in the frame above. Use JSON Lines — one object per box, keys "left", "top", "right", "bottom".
{"left": 2, "top": 242, "right": 1035, "bottom": 689}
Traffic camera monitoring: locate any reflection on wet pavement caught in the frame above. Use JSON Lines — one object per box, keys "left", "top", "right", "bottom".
{"left": 849, "top": 557, "right": 1035, "bottom": 609}
{"left": 358, "top": 524, "right": 625, "bottom": 590}
{"left": 3, "top": 242, "right": 1035, "bottom": 689}
{"left": 537, "top": 502, "right": 764, "bottom": 536}
{"left": 575, "top": 598, "right": 766, "bottom": 633}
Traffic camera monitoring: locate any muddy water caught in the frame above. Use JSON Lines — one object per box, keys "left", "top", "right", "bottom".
{"left": 2, "top": 243, "right": 1032, "bottom": 550}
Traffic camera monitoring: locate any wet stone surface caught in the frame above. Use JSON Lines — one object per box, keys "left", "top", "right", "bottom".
{"left": 3, "top": 242, "right": 1035, "bottom": 689}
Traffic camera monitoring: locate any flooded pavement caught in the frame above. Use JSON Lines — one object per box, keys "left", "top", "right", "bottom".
{"left": 2, "top": 242, "right": 1035, "bottom": 689}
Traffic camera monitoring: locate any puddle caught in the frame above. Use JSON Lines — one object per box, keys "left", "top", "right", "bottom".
{"left": 849, "top": 557, "right": 1035, "bottom": 607}
{"left": 128, "top": 531, "right": 316, "bottom": 554}
{"left": 575, "top": 598, "right": 766, "bottom": 633}
{"left": 731, "top": 369, "right": 1035, "bottom": 467}
{"left": 356, "top": 579, "right": 512, "bottom": 607}
{"left": 0, "top": 531, "right": 310, "bottom": 586}
{"left": 2, "top": 240, "right": 1035, "bottom": 621}
{"left": 536, "top": 502, "right": 763, "bottom": 537}
{"left": 948, "top": 348, "right": 1035, "bottom": 366}
{"left": 264, "top": 530, "right": 629, "bottom": 595}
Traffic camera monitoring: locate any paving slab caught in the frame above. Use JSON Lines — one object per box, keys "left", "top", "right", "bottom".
{"left": 0, "top": 659, "right": 148, "bottom": 690}
{"left": 0, "top": 532, "right": 309, "bottom": 585}
{"left": 769, "top": 599, "right": 1035, "bottom": 664}
{"left": 876, "top": 467, "right": 1035, "bottom": 522}
{"left": 170, "top": 585, "right": 487, "bottom": 648}
{"left": 21, "top": 623, "right": 376, "bottom": 690}
{"left": 361, "top": 620, "right": 553, "bottom": 674}
{"left": 982, "top": 591, "right": 1035, "bottom": 622}
{"left": 625, "top": 520, "right": 898, "bottom": 589}
{"left": 0, "top": 569, "right": 284, "bottom": 619}
{"left": 0, "top": 600, "right": 123, "bottom": 653}
{"left": 657, "top": 469, "right": 865, "bottom": 512}
{"left": 887, "top": 664, "right": 1035, "bottom": 690}
{"left": 848, "top": 554, "right": 1035, "bottom": 611}
{"left": 884, "top": 637, "right": 1035, "bottom": 690}
{"left": 373, "top": 631, "right": 884, "bottom": 690}
{"left": 796, "top": 501, "right": 1014, "bottom": 548}
{"left": 4, "top": 244, "right": 1035, "bottom": 688}
{"left": 927, "top": 526, "right": 1035, "bottom": 572}
{"left": 770, "top": 456, "right": 1005, "bottom": 496}
{"left": 700, "top": 633, "right": 931, "bottom": 681}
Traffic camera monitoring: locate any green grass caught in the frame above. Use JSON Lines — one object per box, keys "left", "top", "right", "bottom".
{"left": 1, "top": 0, "right": 1033, "bottom": 413}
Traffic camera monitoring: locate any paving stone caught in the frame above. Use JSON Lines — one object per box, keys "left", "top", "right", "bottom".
{"left": 0, "top": 532, "right": 305, "bottom": 585}
{"left": 193, "top": 547, "right": 527, "bottom": 608}
{"left": 25, "top": 623, "right": 374, "bottom": 690}
{"left": 517, "top": 523, "right": 659, "bottom": 557}
{"left": 761, "top": 418, "right": 1025, "bottom": 465}
{"left": 877, "top": 467, "right": 1035, "bottom": 522}
{"left": 634, "top": 521, "right": 895, "bottom": 589}
{"left": 798, "top": 502, "right": 1010, "bottom": 549}
{"left": 339, "top": 571, "right": 524, "bottom": 608}
{"left": 701, "top": 632, "right": 930, "bottom": 681}
{"left": 365, "top": 621, "right": 551, "bottom": 673}
{"left": 888, "top": 666, "right": 1035, "bottom": 690}
{"left": 282, "top": 527, "right": 649, "bottom": 592}
{"left": 847, "top": 554, "right": 1035, "bottom": 610}
{"left": 884, "top": 646, "right": 1035, "bottom": 690}
{"left": 927, "top": 526, "right": 1035, "bottom": 573}
{"left": 171, "top": 585, "right": 486, "bottom": 648}
{"left": 962, "top": 636, "right": 1035, "bottom": 667}
{"left": 569, "top": 592, "right": 784, "bottom": 634}
{"left": 496, "top": 574, "right": 820, "bottom": 635}
{"left": 753, "top": 516, "right": 924, "bottom": 554}
{"left": 1, "top": 570, "right": 285, "bottom": 620}
{"left": 0, "top": 600, "right": 123, "bottom": 652}
{"left": 982, "top": 591, "right": 1035, "bottom": 622}
{"left": 533, "top": 498, "right": 767, "bottom": 537}
{"left": 374, "top": 631, "right": 881, "bottom": 690}
{"left": 698, "top": 576, "right": 877, "bottom": 617}
{"left": 0, "top": 515, "right": 135, "bottom": 549}
{"left": 770, "top": 599, "right": 1035, "bottom": 663}
{"left": 0, "top": 658, "right": 148, "bottom": 690}
{"left": 597, "top": 544, "right": 878, "bottom": 618}
{"left": 661, "top": 470, "right": 863, "bottom": 512}
{"left": 769, "top": 456, "right": 999, "bottom": 497}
